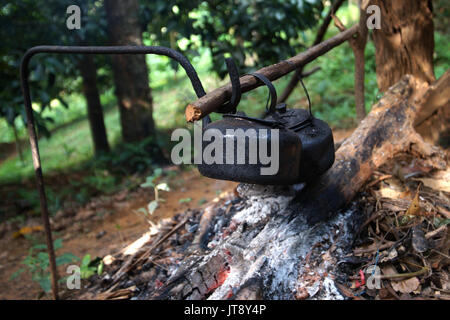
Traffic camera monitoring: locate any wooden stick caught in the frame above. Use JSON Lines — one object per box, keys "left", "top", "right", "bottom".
{"left": 300, "top": 66, "right": 321, "bottom": 78}
{"left": 332, "top": 0, "right": 368, "bottom": 122}
{"left": 425, "top": 225, "right": 447, "bottom": 239}
{"left": 414, "top": 69, "right": 450, "bottom": 127}
{"left": 365, "top": 174, "right": 393, "bottom": 189}
{"left": 185, "top": 24, "right": 359, "bottom": 122}
{"left": 353, "top": 241, "right": 396, "bottom": 255}
{"left": 110, "top": 215, "right": 190, "bottom": 285}
{"left": 377, "top": 267, "right": 429, "bottom": 280}
{"left": 129, "top": 214, "right": 191, "bottom": 268}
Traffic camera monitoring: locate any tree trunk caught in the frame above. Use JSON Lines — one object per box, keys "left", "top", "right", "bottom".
{"left": 11, "top": 122, "right": 24, "bottom": 163}
{"left": 332, "top": 1, "right": 368, "bottom": 123}
{"left": 104, "top": 0, "right": 156, "bottom": 143}
{"left": 78, "top": 55, "right": 110, "bottom": 155}
{"left": 371, "top": 0, "right": 435, "bottom": 92}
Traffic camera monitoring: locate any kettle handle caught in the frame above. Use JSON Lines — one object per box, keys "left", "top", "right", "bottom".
{"left": 217, "top": 58, "right": 242, "bottom": 114}
{"left": 283, "top": 60, "right": 313, "bottom": 118}
{"left": 295, "top": 74, "right": 313, "bottom": 118}
{"left": 247, "top": 72, "right": 277, "bottom": 114}
{"left": 203, "top": 57, "right": 242, "bottom": 127}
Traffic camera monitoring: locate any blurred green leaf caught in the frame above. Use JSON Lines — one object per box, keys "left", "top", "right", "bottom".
{"left": 148, "top": 200, "right": 159, "bottom": 214}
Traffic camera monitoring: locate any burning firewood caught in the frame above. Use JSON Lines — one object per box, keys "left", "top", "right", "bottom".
{"left": 90, "top": 73, "right": 447, "bottom": 300}
{"left": 140, "top": 74, "right": 445, "bottom": 300}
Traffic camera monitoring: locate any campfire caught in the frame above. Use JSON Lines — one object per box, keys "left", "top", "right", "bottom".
{"left": 76, "top": 75, "right": 448, "bottom": 300}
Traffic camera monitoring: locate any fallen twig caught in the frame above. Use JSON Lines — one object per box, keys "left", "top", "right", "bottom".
{"left": 425, "top": 225, "right": 447, "bottom": 239}
{"left": 335, "top": 282, "right": 366, "bottom": 300}
{"left": 366, "top": 174, "right": 393, "bottom": 189}
{"left": 130, "top": 213, "right": 191, "bottom": 268}
{"left": 354, "top": 241, "right": 396, "bottom": 255}
{"left": 377, "top": 267, "right": 429, "bottom": 280}
{"left": 97, "top": 286, "right": 137, "bottom": 300}
{"left": 110, "top": 213, "right": 192, "bottom": 285}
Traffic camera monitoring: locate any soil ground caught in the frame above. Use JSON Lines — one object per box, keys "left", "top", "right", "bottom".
{"left": 0, "top": 168, "right": 236, "bottom": 299}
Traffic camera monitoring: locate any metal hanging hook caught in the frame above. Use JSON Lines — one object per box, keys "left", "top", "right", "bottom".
{"left": 20, "top": 45, "right": 211, "bottom": 300}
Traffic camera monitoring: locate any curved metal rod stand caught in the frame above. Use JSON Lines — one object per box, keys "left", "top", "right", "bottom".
{"left": 20, "top": 45, "right": 208, "bottom": 300}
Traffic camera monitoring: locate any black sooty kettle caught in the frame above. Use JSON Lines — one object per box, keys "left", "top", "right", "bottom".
{"left": 197, "top": 58, "right": 334, "bottom": 185}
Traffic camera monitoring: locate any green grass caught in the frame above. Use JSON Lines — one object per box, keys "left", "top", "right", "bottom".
{"left": 0, "top": 104, "right": 120, "bottom": 182}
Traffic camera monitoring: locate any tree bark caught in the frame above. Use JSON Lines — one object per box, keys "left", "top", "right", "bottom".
{"left": 105, "top": 0, "right": 156, "bottom": 143}
{"left": 414, "top": 69, "right": 450, "bottom": 147}
{"left": 353, "top": 1, "right": 368, "bottom": 122}
{"left": 371, "top": 0, "right": 435, "bottom": 92}
{"left": 11, "top": 122, "right": 24, "bottom": 163}
{"left": 414, "top": 69, "right": 450, "bottom": 127}
{"left": 78, "top": 55, "right": 110, "bottom": 155}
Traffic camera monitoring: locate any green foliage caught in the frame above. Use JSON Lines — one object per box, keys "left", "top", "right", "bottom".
{"left": 140, "top": 0, "right": 324, "bottom": 78}
{"left": 10, "top": 236, "right": 79, "bottom": 293}
{"left": 0, "top": 0, "right": 66, "bottom": 132}
{"left": 434, "top": 32, "right": 450, "bottom": 79}
{"left": 0, "top": 0, "right": 111, "bottom": 134}
{"left": 79, "top": 254, "right": 103, "bottom": 279}
{"left": 92, "top": 136, "right": 163, "bottom": 174}
{"left": 433, "top": 0, "right": 450, "bottom": 34}
{"left": 179, "top": 197, "right": 192, "bottom": 203}
{"left": 196, "top": 0, "right": 324, "bottom": 78}
{"left": 140, "top": 0, "right": 200, "bottom": 65}
{"left": 140, "top": 168, "right": 164, "bottom": 188}
{"left": 0, "top": 103, "right": 120, "bottom": 182}
{"left": 62, "top": 143, "right": 77, "bottom": 160}
{"left": 16, "top": 188, "right": 41, "bottom": 213}
{"left": 46, "top": 187, "right": 65, "bottom": 215}
{"left": 81, "top": 170, "right": 116, "bottom": 194}
{"left": 140, "top": 168, "right": 172, "bottom": 215}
